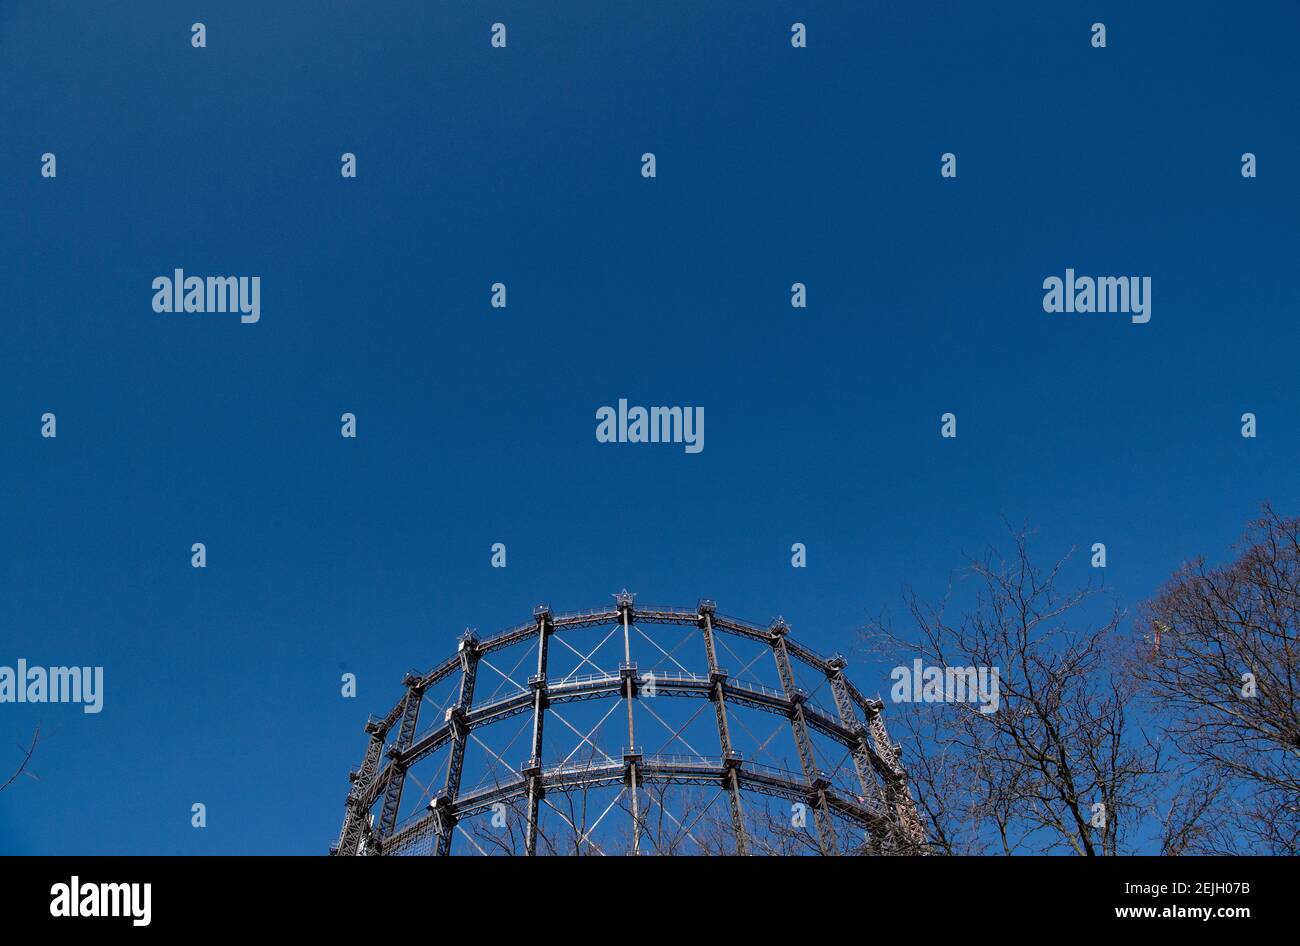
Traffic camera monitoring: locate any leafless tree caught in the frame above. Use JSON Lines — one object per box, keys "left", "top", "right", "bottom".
{"left": 746, "top": 802, "right": 831, "bottom": 855}
{"left": 1132, "top": 504, "right": 1300, "bottom": 854}
{"left": 1154, "top": 769, "right": 1232, "bottom": 856}
{"left": 865, "top": 529, "right": 1162, "bottom": 855}
{"left": 463, "top": 794, "right": 529, "bottom": 856}
{"left": 617, "top": 783, "right": 735, "bottom": 855}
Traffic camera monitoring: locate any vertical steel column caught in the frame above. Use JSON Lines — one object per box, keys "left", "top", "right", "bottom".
{"left": 524, "top": 606, "right": 552, "bottom": 856}
{"left": 827, "top": 656, "right": 876, "bottom": 801}
{"left": 770, "top": 619, "right": 838, "bottom": 855}
{"left": 334, "top": 719, "right": 386, "bottom": 855}
{"left": 826, "top": 655, "right": 878, "bottom": 850}
{"left": 616, "top": 591, "right": 641, "bottom": 856}
{"left": 698, "top": 600, "right": 748, "bottom": 855}
{"left": 864, "top": 699, "right": 925, "bottom": 848}
{"left": 376, "top": 675, "right": 425, "bottom": 842}
{"left": 432, "top": 630, "right": 479, "bottom": 855}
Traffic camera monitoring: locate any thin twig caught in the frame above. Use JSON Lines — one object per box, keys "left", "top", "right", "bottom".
{"left": 0, "top": 724, "right": 40, "bottom": 793}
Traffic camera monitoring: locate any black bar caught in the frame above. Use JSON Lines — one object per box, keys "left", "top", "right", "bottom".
{"left": 3, "top": 854, "right": 1276, "bottom": 933}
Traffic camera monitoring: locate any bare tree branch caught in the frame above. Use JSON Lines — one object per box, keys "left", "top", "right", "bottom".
{"left": 864, "top": 528, "right": 1162, "bottom": 855}
{"left": 1131, "top": 504, "right": 1300, "bottom": 854}
{"left": 1, "top": 724, "right": 40, "bottom": 793}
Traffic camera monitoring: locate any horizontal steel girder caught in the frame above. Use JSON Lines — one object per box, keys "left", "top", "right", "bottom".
{"left": 379, "top": 752, "right": 893, "bottom": 854}
{"left": 354, "top": 669, "right": 885, "bottom": 813}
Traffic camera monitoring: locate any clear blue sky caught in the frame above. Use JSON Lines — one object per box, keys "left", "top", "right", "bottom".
{"left": 1, "top": 1, "right": 1297, "bottom": 854}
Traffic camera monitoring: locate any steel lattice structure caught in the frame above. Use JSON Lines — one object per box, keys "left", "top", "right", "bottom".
{"left": 331, "top": 594, "right": 925, "bottom": 855}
